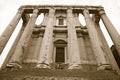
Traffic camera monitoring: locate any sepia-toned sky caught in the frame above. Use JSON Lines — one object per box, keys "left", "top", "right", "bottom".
{"left": 0, "top": 0, "right": 120, "bottom": 67}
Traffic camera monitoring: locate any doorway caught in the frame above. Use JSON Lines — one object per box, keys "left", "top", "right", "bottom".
{"left": 54, "top": 40, "right": 67, "bottom": 63}
{"left": 55, "top": 47, "right": 65, "bottom": 63}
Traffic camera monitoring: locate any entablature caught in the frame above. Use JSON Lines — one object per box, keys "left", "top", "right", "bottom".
{"left": 19, "top": 5, "right": 103, "bottom": 14}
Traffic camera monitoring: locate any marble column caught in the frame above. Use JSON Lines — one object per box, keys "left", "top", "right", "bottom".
{"left": 92, "top": 14, "right": 120, "bottom": 74}
{"left": 36, "top": 8, "right": 55, "bottom": 68}
{"left": 67, "top": 9, "right": 82, "bottom": 69}
{"left": 4, "top": 19, "right": 29, "bottom": 69}
{"left": 99, "top": 9, "right": 120, "bottom": 57}
{"left": 74, "top": 13, "right": 88, "bottom": 64}
{"left": 83, "top": 9, "right": 109, "bottom": 70}
{"left": 9, "top": 9, "right": 39, "bottom": 68}
{"left": 0, "top": 8, "right": 24, "bottom": 54}
{"left": 92, "top": 14, "right": 109, "bottom": 63}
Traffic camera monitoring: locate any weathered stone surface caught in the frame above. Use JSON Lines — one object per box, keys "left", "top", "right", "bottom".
{"left": 99, "top": 9, "right": 120, "bottom": 57}
{"left": 0, "top": 8, "right": 24, "bottom": 54}
{"left": 67, "top": 9, "right": 82, "bottom": 69}
{"left": 37, "top": 8, "right": 55, "bottom": 68}
{"left": 83, "top": 9, "right": 109, "bottom": 68}
{"left": 1, "top": 5, "right": 120, "bottom": 79}
{"left": 92, "top": 14, "right": 120, "bottom": 74}
{"left": 0, "top": 68, "right": 120, "bottom": 80}
{"left": 8, "top": 9, "right": 39, "bottom": 66}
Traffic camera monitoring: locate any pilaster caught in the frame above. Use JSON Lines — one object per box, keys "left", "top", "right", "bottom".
{"left": 77, "top": 33, "right": 89, "bottom": 64}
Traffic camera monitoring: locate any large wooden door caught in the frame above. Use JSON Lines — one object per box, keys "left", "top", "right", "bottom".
{"left": 56, "top": 47, "right": 65, "bottom": 63}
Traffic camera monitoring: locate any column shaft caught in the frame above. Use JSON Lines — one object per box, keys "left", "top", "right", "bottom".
{"left": 99, "top": 9, "right": 120, "bottom": 57}
{"left": 9, "top": 9, "right": 39, "bottom": 67}
{"left": 2, "top": 21, "right": 27, "bottom": 69}
{"left": 83, "top": 9, "right": 109, "bottom": 69}
{"left": 92, "top": 14, "right": 120, "bottom": 74}
{"left": 74, "top": 13, "right": 88, "bottom": 64}
{"left": 67, "top": 9, "right": 82, "bottom": 69}
{"left": 0, "top": 8, "right": 24, "bottom": 54}
{"left": 37, "top": 8, "right": 55, "bottom": 68}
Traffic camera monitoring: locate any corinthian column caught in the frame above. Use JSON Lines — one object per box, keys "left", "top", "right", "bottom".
{"left": 8, "top": 9, "right": 39, "bottom": 68}
{"left": 0, "top": 8, "right": 24, "bottom": 54}
{"left": 67, "top": 9, "right": 82, "bottom": 69}
{"left": 99, "top": 9, "right": 120, "bottom": 57}
{"left": 74, "top": 13, "right": 88, "bottom": 64}
{"left": 92, "top": 14, "right": 120, "bottom": 74}
{"left": 83, "top": 9, "right": 110, "bottom": 70}
{"left": 36, "top": 8, "right": 55, "bottom": 68}
{"left": 2, "top": 19, "right": 28, "bottom": 69}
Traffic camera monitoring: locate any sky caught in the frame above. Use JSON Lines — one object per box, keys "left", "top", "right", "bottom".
{"left": 0, "top": 0, "right": 120, "bottom": 67}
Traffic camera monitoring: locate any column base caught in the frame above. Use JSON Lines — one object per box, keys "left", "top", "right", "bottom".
{"left": 97, "top": 64, "right": 112, "bottom": 71}
{"left": 6, "top": 62, "right": 22, "bottom": 69}
{"left": 68, "top": 64, "right": 82, "bottom": 69}
{"left": 36, "top": 63, "right": 51, "bottom": 69}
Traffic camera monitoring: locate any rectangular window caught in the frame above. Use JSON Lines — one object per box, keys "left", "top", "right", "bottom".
{"left": 59, "top": 19, "right": 64, "bottom": 25}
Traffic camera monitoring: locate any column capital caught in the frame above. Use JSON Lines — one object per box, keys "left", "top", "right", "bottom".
{"left": 18, "top": 8, "right": 24, "bottom": 14}
{"left": 33, "top": 8, "right": 39, "bottom": 13}
{"left": 83, "top": 9, "right": 89, "bottom": 14}
{"left": 48, "top": 8, "right": 55, "bottom": 18}
{"left": 67, "top": 9, "right": 73, "bottom": 19}
{"left": 98, "top": 9, "right": 106, "bottom": 16}
{"left": 49, "top": 8, "right": 55, "bottom": 14}
{"left": 82, "top": 9, "right": 90, "bottom": 20}
{"left": 67, "top": 6, "right": 72, "bottom": 10}
{"left": 82, "top": 9, "right": 90, "bottom": 17}
{"left": 44, "top": 12, "right": 48, "bottom": 16}
{"left": 32, "top": 8, "right": 39, "bottom": 17}
{"left": 67, "top": 9, "right": 72, "bottom": 14}
{"left": 92, "top": 14, "right": 100, "bottom": 23}
{"left": 74, "top": 13, "right": 79, "bottom": 17}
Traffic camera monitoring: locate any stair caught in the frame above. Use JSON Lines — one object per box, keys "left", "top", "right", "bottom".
{"left": 0, "top": 68, "right": 120, "bottom": 80}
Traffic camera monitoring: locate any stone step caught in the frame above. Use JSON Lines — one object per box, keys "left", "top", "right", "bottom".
{"left": 1, "top": 76, "right": 120, "bottom": 80}
{"left": 0, "top": 68, "right": 120, "bottom": 80}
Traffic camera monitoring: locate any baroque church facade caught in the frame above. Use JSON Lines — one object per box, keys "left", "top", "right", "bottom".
{"left": 0, "top": 5, "right": 120, "bottom": 80}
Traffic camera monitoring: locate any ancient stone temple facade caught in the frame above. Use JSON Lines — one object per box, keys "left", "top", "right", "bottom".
{"left": 0, "top": 5, "right": 120, "bottom": 80}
